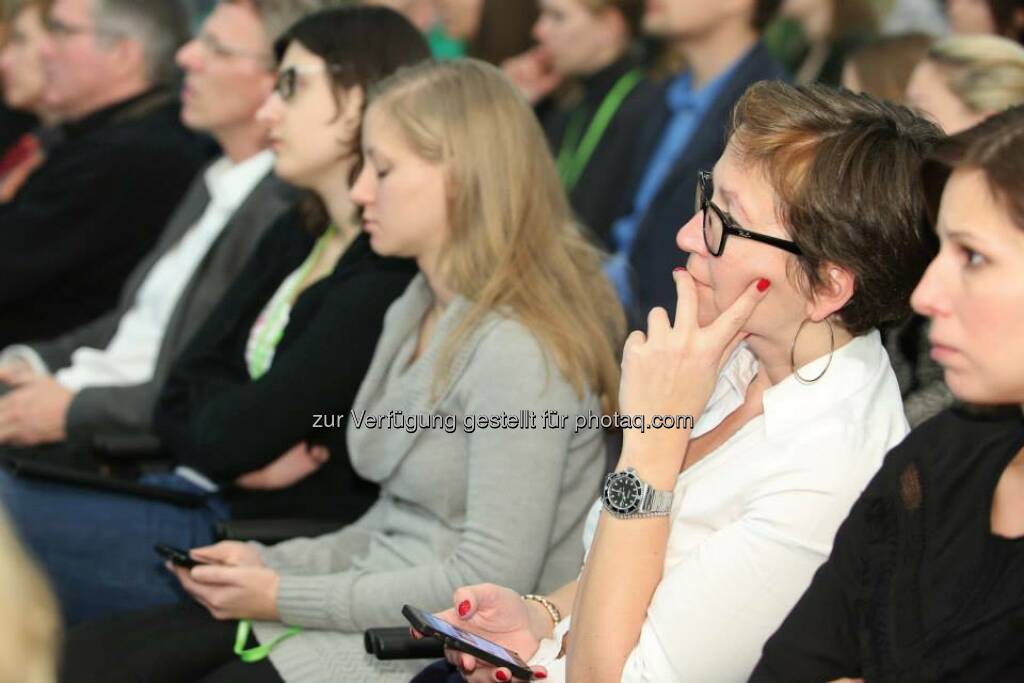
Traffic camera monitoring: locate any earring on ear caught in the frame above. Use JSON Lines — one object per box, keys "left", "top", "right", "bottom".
{"left": 790, "top": 317, "right": 835, "bottom": 384}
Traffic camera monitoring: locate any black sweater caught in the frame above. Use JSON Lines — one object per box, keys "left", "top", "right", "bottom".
{"left": 752, "top": 407, "right": 1024, "bottom": 682}
{"left": 0, "top": 89, "right": 211, "bottom": 346}
{"left": 154, "top": 210, "right": 417, "bottom": 520}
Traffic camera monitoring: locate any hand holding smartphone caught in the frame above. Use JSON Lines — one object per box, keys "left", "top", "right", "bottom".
{"left": 154, "top": 543, "right": 208, "bottom": 570}
{"left": 402, "top": 604, "right": 536, "bottom": 681}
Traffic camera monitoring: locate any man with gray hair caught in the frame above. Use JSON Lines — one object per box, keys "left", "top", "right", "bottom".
{"left": 0, "top": 0, "right": 210, "bottom": 348}
{"left": 0, "top": 0, "right": 343, "bottom": 452}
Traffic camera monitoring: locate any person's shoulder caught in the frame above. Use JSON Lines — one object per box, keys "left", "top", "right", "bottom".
{"left": 462, "top": 313, "right": 555, "bottom": 381}
{"left": 892, "top": 405, "right": 1024, "bottom": 473}
{"left": 101, "top": 97, "right": 210, "bottom": 162}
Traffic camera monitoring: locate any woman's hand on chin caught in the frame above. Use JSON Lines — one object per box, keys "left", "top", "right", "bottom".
{"left": 618, "top": 269, "right": 769, "bottom": 475}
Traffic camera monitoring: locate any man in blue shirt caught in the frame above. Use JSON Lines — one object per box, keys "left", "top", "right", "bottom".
{"left": 606, "top": 0, "right": 788, "bottom": 325}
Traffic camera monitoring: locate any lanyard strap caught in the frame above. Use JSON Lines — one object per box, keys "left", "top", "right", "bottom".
{"left": 557, "top": 69, "right": 643, "bottom": 193}
{"left": 234, "top": 619, "right": 303, "bottom": 663}
{"left": 247, "top": 224, "right": 338, "bottom": 380}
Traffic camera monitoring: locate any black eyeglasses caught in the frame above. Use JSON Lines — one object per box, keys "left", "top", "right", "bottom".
{"left": 274, "top": 63, "right": 343, "bottom": 102}
{"left": 696, "top": 170, "right": 803, "bottom": 257}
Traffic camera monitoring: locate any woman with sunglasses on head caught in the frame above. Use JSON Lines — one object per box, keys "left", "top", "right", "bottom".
{"left": 414, "top": 82, "right": 941, "bottom": 683}
{"left": 63, "top": 57, "right": 622, "bottom": 683}
{"left": 5, "top": 5, "right": 428, "bottom": 635}
{"left": 752, "top": 104, "right": 1024, "bottom": 683}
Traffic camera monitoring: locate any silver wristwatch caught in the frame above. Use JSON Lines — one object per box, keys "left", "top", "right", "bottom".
{"left": 601, "top": 467, "right": 673, "bottom": 519}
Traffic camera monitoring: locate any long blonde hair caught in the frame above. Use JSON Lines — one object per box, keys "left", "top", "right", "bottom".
{"left": 0, "top": 507, "right": 59, "bottom": 683}
{"left": 369, "top": 58, "right": 624, "bottom": 413}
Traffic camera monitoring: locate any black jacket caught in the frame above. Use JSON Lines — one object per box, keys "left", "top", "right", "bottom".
{"left": 154, "top": 210, "right": 417, "bottom": 520}
{"left": 624, "top": 43, "right": 789, "bottom": 327}
{"left": 541, "top": 56, "right": 656, "bottom": 249}
{"left": 753, "top": 407, "right": 1024, "bottom": 682}
{"left": 0, "top": 89, "right": 211, "bottom": 346}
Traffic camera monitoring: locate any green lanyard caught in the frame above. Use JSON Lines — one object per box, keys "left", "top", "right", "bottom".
{"left": 247, "top": 224, "right": 339, "bottom": 380}
{"left": 234, "top": 619, "right": 303, "bottom": 663}
{"left": 556, "top": 69, "right": 643, "bottom": 193}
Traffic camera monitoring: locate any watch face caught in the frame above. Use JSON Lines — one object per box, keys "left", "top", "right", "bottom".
{"left": 603, "top": 471, "right": 642, "bottom": 514}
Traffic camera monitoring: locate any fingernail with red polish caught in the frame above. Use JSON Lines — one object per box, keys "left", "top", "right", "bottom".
{"left": 458, "top": 600, "right": 471, "bottom": 617}
{"left": 495, "top": 671, "right": 510, "bottom": 682}
{"left": 757, "top": 278, "right": 771, "bottom": 292}
{"left": 535, "top": 672, "right": 548, "bottom": 679}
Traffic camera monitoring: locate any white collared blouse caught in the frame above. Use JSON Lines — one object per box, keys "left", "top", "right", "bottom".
{"left": 533, "top": 330, "right": 910, "bottom": 682}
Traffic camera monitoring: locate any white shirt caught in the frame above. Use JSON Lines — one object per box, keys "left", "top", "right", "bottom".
{"left": 1, "top": 151, "right": 275, "bottom": 388}
{"left": 532, "top": 331, "right": 909, "bottom": 682}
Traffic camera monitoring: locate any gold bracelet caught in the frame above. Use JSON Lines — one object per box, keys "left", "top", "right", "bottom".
{"left": 522, "top": 594, "right": 561, "bottom": 627}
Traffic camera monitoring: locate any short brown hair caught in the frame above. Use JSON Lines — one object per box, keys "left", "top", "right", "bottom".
{"left": 922, "top": 104, "right": 1024, "bottom": 233}
{"left": 846, "top": 32, "right": 933, "bottom": 103}
{"left": 730, "top": 82, "right": 942, "bottom": 335}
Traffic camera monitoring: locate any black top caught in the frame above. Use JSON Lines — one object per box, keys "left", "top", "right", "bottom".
{"left": 154, "top": 210, "right": 417, "bottom": 520}
{"left": 0, "top": 89, "right": 211, "bottom": 347}
{"left": 752, "top": 407, "right": 1024, "bottom": 682}
{"left": 541, "top": 56, "right": 655, "bottom": 249}
{"left": 0, "top": 104, "right": 37, "bottom": 151}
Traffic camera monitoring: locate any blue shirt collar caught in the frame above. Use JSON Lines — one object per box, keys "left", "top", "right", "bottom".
{"left": 665, "top": 49, "right": 747, "bottom": 113}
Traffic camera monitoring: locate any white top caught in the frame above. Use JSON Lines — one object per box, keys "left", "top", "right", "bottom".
{"left": 0, "top": 151, "right": 275, "bottom": 387}
{"left": 531, "top": 331, "right": 909, "bottom": 682}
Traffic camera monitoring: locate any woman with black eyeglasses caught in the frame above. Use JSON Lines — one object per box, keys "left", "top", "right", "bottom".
{"left": 412, "top": 82, "right": 941, "bottom": 683}
{"left": 0, "top": 6, "right": 427, "bottom": 636}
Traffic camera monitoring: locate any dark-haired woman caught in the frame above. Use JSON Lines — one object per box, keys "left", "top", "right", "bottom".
{"left": 752, "top": 105, "right": 1024, "bottom": 683}
{"left": 0, "top": 5, "right": 429, "bottom": 627}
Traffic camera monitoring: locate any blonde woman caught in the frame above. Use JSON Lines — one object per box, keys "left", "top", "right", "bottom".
{"left": 63, "top": 58, "right": 624, "bottom": 683}
{"left": 0, "top": 506, "right": 59, "bottom": 683}
{"left": 906, "top": 34, "right": 1024, "bottom": 133}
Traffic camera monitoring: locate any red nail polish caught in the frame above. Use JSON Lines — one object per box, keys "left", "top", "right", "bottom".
{"left": 535, "top": 672, "right": 548, "bottom": 679}
{"left": 673, "top": 266, "right": 686, "bottom": 272}
{"left": 496, "top": 671, "right": 510, "bottom": 682}
{"left": 757, "top": 278, "right": 771, "bottom": 292}
{"left": 458, "top": 600, "right": 471, "bottom": 617}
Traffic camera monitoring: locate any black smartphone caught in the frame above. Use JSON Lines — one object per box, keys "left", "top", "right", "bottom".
{"left": 154, "top": 543, "right": 206, "bottom": 569}
{"left": 402, "top": 604, "right": 535, "bottom": 681}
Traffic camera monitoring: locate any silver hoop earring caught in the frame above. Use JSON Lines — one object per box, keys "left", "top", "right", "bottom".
{"left": 790, "top": 317, "right": 835, "bottom": 385}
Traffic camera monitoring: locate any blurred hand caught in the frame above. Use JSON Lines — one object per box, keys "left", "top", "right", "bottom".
{"left": 170, "top": 561, "right": 280, "bottom": 621}
{"left": 235, "top": 441, "right": 329, "bottom": 490}
{"left": 411, "top": 584, "right": 550, "bottom": 682}
{"left": 0, "top": 376, "right": 73, "bottom": 446}
{"left": 0, "top": 358, "right": 38, "bottom": 385}
{"left": 502, "top": 46, "right": 562, "bottom": 105}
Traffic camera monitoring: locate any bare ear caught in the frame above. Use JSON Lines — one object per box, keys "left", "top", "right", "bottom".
{"left": 806, "top": 262, "right": 856, "bottom": 322}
